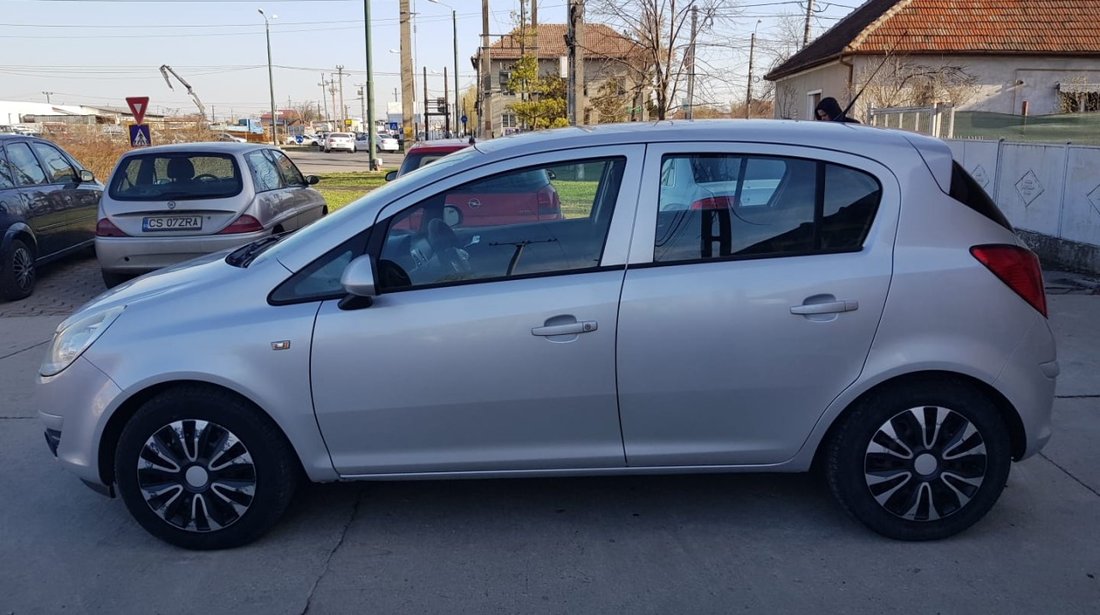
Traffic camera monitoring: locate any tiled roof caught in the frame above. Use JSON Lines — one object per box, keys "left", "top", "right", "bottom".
{"left": 766, "top": 0, "right": 1100, "bottom": 80}
{"left": 482, "top": 23, "right": 641, "bottom": 60}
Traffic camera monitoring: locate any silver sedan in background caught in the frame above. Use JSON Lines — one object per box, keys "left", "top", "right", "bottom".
{"left": 38, "top": 121, "right": 1056, "bottom": 549}
{"left": 95, "top": 142, "right": 327, "bottom": 287}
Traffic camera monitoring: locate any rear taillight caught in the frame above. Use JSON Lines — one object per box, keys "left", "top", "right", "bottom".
{"left": 690, "top": 196, "right": 736, "bottom": 210}
{"left": 537, "top": 189, "right": 561, "bottom": 219}
{"left": 970, "top": 244, "right": 1047, "bottom": 317}
{"left": 217, "top": 214, "right": 264, "bottom": 234}
{"left": 96, "top": 218, "right": 127, "bottom": 237}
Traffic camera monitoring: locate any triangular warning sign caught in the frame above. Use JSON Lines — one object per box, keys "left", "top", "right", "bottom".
{"left": 126, "top": 96, "right": 149, "bottom": 124}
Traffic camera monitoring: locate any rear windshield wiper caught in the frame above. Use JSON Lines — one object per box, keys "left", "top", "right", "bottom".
{"left": 225, "top": 234, "right": 283, "bottom": 267}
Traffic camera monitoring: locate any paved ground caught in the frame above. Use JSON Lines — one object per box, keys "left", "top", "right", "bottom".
{"left": 1, "top": 258, "right": 1098, "bottom": 614}
{"left": 284, "top": 147, "right": 404, "bottom": 175}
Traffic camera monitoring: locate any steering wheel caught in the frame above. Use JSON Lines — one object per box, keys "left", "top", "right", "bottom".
{"left": 426, "top": 218, "right": 472, "bottom": 275}
{"left": 194, "top": 173, "right": 219, "bottom": 182}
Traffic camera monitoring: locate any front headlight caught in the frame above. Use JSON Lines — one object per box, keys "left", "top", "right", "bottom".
{"left": 40, "top": 305, "right": 125, "bottom": 377}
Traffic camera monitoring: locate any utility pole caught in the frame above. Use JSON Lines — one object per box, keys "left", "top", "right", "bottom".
{"left": 42, "top": 91, "right": 54, "bottom": 104}
{"left": 400, "top": 0, "right": 415, "bottom": 145}
{"left": 567, "top": 0, "right": 585, "bottom": 125}
{"left": 686, "top": 4, "right": 697, "bottom": 120}
{"left": 259, "top": 9, "right": 277, "bottom": 145}
{"left": 328, "top": 78, "right": 338, "bottom": 130}
{"left": 319, "top": 74, "right": 329, "bottom": 123}
{"left": 444, "top": 66, "right": 450, "bottom": 136}
{"left": 480, "top": 0, "right": 491, "bottom": 138}
{"left": 746, "top": 20, "right": 761, "bottom": 119}
{"left": 336, "top": 65, "right": 346, "bottom": 128}
{"left": 423, "top": 66, "right": 430, "bottom": 141}
{"left": 364, "top": 0, "right": 377, "bottom": 169}
{"left": 803, "top": 0, "right": 814, "bottom": 48}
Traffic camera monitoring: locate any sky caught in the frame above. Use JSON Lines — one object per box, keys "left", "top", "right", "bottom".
{"left": 0, "top": 0, "right": 860, "bottom": 121}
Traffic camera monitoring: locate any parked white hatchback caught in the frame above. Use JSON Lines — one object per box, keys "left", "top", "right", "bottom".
{"left": 323, "top": 132, "right": 356, "bottom": 153}
{"left": 39, "top": 121, "right": 1056, "bottom": 549}
{"left": 95, "top": 142, "right": 327, "bottom": 287}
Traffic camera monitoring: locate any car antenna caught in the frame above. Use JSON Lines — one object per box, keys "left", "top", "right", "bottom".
{"left": 842, "top": 29, "right": 909, "bottom": 119}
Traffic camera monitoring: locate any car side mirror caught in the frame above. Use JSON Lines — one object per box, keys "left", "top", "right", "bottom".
{"left": 304, "top": 175, "right": 320, "bottom": 185}
{"left": 338, "top": 255, "right": 376, "bottom": 310}
{"left": 385, "top": 170, "right": 397, "bottom": 182}
{"left": 78, "top": 169, "right": 95, "bottom": 183}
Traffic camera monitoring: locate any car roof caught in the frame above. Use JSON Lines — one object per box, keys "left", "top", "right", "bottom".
{"left": 116, "top": 142, "right": 274, "bottom": 155}
{"left": 407, "top": 139, "right": 472, "bottom": 154}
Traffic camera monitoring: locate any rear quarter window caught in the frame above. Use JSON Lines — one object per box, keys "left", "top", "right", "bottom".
{"left": 949, "top": 161, "right": 1011, "bottom": 230}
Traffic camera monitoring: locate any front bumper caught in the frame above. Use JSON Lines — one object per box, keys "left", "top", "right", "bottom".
{"left": 96, "top": 229, "right": 268, "bottom": 274}
{"left": 36, "top": 355, "right": 124, "bottom": 495}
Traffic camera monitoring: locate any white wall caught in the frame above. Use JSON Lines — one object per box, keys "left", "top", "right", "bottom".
{"left": 948, "top": 139, "right": 1100, "bottom": 250}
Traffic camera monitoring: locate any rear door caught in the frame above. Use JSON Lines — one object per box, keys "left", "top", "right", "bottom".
{"left": 616, "top": 142, "right": 900, "bottom": 466}
{"left": 6, "top": 141, "right": 65, "bottom": 257}
{"left": 270, "top": 149, "right": 325, "bottom": 228}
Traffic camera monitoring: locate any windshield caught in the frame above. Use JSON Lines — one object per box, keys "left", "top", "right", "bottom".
{"left": 109, "top": 153, "right": 243, "bottom": 201}
{"left": 261, "top": 146, "right": 482, "bottom": 264}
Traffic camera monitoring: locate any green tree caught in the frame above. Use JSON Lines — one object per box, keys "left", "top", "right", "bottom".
{"left": 507, "top": 55, "right": 570, "bottom": 129}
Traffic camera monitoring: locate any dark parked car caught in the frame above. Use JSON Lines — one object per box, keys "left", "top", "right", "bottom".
{"left": 0, "top": 135, "right": 101, "bottom": 300}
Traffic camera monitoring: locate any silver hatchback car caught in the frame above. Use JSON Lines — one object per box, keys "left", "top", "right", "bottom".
{"left": 95, "top": 142, "right": 326, "bottom": 287}
{"left": 38, "top": 121, "right": 1057, "bottom": 549}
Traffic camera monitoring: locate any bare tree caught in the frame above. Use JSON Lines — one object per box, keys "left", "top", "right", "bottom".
{"left": 588, "top": 0, "right": 740, "bottom": 120}
{"left": 853, "top": 58, "right": 978, "bottom": 118}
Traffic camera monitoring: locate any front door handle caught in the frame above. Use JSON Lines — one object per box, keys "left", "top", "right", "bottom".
{"left": 790, "top": 300, "right": 859, "bottom": 315}
{"left": 531, "top": 320, "right": 598, "bottom": 336}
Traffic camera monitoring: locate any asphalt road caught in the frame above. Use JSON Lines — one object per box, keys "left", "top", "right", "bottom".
{"left": 284, "top": 146, "right": 404, "bottom": 175}
{"left": 1, "top": 257, "right": 1098, "bottom": 614}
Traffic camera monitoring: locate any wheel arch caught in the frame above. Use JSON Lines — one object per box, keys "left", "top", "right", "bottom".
{"left": 2, "top": 222, "right": 38, "bottom": 257}
{"left": 810, "top": 370, "right": 1027, "bottom": 472}
{"left": 97, "top": 379, "right": 305, "bottom": 487}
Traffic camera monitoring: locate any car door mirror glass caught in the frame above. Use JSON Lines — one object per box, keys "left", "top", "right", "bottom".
{"left": 341, "top": 255, "right": 376, "bottom": 298}
{"left": 385, "top": 170, "right": 397, "bottom": 182}
{"left": 305, "top": 175, "right": 320, "bottom": 185}
{"left": 79, "top": 169, "right": 95, "bottom": 183}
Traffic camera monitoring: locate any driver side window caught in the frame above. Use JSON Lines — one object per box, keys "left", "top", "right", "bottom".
{"left": 378, "top": 157, "right": 625, "bottom": 291}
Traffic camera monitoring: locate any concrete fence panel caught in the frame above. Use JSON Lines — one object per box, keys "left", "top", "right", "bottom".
{"left": 1059, "top": 145, "right": 1100, "bottom": 248}
{"left": 992, "top": 143, "right": 1066, "bottom": 237}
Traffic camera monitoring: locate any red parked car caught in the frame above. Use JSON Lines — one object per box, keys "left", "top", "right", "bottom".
{"left": 387, "top": 139, "right": 562, "bottom": 228}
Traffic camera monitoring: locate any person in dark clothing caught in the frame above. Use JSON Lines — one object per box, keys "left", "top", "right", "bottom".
{"left": 814, "top": 97, "right": 861, "bottom": 123}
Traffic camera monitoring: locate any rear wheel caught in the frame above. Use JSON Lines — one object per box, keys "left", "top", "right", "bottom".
{"left": 824, "top": 378, "right": 1012, "bottom": 540}
{"left": 114, "top": 386, "right": 301, "bottom": 550}
{"left": 1, "top": 239, "right": 36, "bottom": 301}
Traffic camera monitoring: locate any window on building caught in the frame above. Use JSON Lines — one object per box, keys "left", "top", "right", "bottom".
{"left": 502, "top": 113, "right": 518, "bottom": 129}
{"left": 499, "top": 70, "right": 514, "bottom": 95}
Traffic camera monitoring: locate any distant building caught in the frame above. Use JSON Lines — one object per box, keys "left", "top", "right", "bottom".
{"left": 0, "top": 100, "right": 165, "bottom": 128}
{"left": 471, "top": 23, "right": 646, "bottom": 137}
{"left": 766, "top": 0, "right": 1100, "bottom": 121}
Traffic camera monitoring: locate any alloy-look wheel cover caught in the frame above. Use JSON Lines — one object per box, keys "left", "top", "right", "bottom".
{"left": 12, "top": 246, "right": 34, "bottom": 291}
{"left": 136, "top": 419, "right": 257, "bottom": 532}
{"left": 864, "top": 406, "right": 988, "bottom": 521}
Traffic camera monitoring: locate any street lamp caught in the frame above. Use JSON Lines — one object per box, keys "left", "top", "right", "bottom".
{"left": 428, "top": 0, "right": 460, "bottom": 135}
{"left": 259, "top": 8, "right": 278, "bottom": 145}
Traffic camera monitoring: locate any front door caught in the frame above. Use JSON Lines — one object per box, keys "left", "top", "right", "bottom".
{"left": 7, "top": 141, "right": 65, "bottom": 258}
{"left": 309, "top": 149, "right": 642, "bottom": 475}
{"left": 617, "top": 143, "right": 900, "bottom": 466}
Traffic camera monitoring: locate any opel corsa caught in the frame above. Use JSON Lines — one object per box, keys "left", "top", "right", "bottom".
{"left": 37, "top": 121, "right": 1057, "bottom": 549}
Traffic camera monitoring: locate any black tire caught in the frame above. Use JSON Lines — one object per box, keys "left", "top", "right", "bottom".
{"left": 1, "top": 238, "right": 36, "bottom": 301}
{"left": 824, "top": 377, "right": 1012, "bottom": 541}
{"left": 101, "top": 271, "right": 132, "bottom": 289}
{"left": 114, "top": 385, "right": 301, "bottom": 550}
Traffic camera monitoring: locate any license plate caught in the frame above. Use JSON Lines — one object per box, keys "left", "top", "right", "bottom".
{"left": 142, "top": 216, "right": 203, "bottom": 232}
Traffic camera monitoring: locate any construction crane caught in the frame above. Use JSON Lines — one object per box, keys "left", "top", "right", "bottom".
{"left": 158, "top": 64, "right": 206, "bottom": 119}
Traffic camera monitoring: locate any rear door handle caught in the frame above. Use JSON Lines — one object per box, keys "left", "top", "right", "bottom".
{"left": 531, "top": 320, "right": 598, "bottom": 336}
{"left": 790, "top": 300, "right": 858, "bottom": 315}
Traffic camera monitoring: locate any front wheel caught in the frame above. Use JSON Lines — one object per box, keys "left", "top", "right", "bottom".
{"left": 1, "top": 238, "right": 36, "bottom": 301}
{"left": 114, "top": 386, "right": 301, "bottom": 550}
{"left": 824, "top": 378, "right": 1012, "bottom": 541}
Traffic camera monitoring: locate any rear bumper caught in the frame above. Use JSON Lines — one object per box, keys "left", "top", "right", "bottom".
{"left": 96, "top": 229, "right": 268, "bottom": 274}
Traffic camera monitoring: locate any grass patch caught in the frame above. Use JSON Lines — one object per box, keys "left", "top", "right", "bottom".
{"left": 552, "top": 180, "right": 600, "bottom": 218}
{"left": 315, "top": 171, "right": 390, "bottom": 211}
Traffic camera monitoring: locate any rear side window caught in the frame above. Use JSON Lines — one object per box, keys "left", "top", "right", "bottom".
{"left": 949, "top": 161, "right": 1011, "bottom": 230}
{"left": 0, "top": 147, "right": 14, "bottom": 189}
{"left": 109, "top": 153, "right": 243, "bottom": 201}
{"left": 246, "top": 150, "right": 282, "bottom": 192}
{"left": 654, "top": 154, "right": 881, "bottom": 263}
{"left": 6, "top": 142, "right": 47, "bottom": 186}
